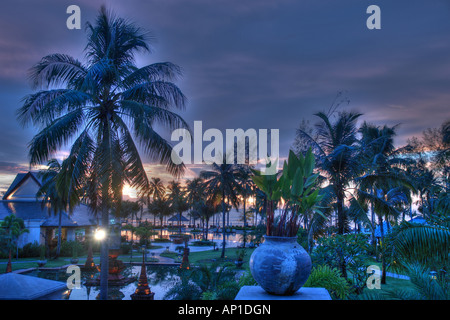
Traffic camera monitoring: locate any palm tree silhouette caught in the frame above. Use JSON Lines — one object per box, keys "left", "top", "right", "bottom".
{"left": 18, "top": 6, "right": 188, "bottom": 299}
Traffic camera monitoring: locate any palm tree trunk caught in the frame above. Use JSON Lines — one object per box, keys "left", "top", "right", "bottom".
{"left": 371, "top": 188, "right": 376, "bottom": 255}
{"left": 6, "top": 249, "right": 12, "bottom": 273}
{"left": 221, "top": 189, "right": 226, "bottom": 258}
{"left": 243, "top": 197, "right": 246, "bottom": 248}
{"left": 379, "top": 215, "right": 387, "bottom": 284}
{"left": 99, "top": 205, "right": 109, "bottom": 300}
{"left": 56, "top": 211, "right": 62, "bottom": 257}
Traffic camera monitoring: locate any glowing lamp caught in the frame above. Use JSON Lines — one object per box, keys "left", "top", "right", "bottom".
{"left": 94, "top": 229, "right": 106, "bottom": 241}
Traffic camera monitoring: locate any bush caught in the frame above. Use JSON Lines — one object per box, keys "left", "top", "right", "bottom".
{"left": 120, "top": 243, "right": 131, "bottom": 255}
{"left": 191, "top": 240, "right": 215, "bottom": 246}
{"left": 59, "top": 240, "right": 85, "bottom": 257}
{"left": 304, "top": 265, "right": 352, "bottom": 300}
{"left": 19, "top": 241, "right": 41, "bottom": 258}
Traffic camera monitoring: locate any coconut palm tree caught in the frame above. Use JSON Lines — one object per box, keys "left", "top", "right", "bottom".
{"left": 295, "top": 110, "right": 363, "bottom": 235}
{"left": 17, "top": 7, "right": 188, "bottom": 299}
{"left": 148, "top": 194, "right": 173, "bottom": 238}
{"left": 235, "top": 165, "right": 255, "bottom": 247}
{"left": 200, "top": 157, "right": 241, "bottom": 258}
{"left": 167, "top": 181, "right": 189, "bottom": 234}
{"left": 186, "top": 177, "right": 206, "bottom": 226}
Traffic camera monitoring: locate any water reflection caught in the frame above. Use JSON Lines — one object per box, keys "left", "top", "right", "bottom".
{"left": 122, "top": 229, "right": 244, "bottom": 245}
{"left": 26, "top": 265, "right": 181, "bottom": 300}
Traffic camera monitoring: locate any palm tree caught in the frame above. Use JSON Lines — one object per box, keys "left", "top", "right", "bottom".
{"left": 145, "top": 177, "right": 166, "bottom": 224}
{"left": 295, "top": 110, "right": 362, "bottom": 235}
{"left": 235, "top": 165, "right": 254, "bottom": 247}
{"left": 149, "top": 177, "right": 166, "bottom": 201}
{"left": 167, "top": 181, "right": 189, "bottom": 234}
{"left": 200, "top": 157, "right": 241, "bottom": 258}
{"left": 195, "top": 199, "right": 220, "bottom": 241}
{"left": 356, "top": 123, "right": 416, "bottom": 281}
{"left": 37, "top": 159, "right": 67, "bottom": 258}
{"left": 148, "top": 194, "right": 173, "bottom": 238}
{"left": 17, "top": 7, "right": 188, "bottom": 299}
{"left": 0, "top": 215, "right": 29, "bottom": 273}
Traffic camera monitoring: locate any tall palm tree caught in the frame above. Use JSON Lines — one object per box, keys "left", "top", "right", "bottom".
{"left": 146, "top": 177, "right": 166, "bottom": 224}
{"left": 186, "top": 177, "right": 207, "bottom": 227}
{"left": 354, "top": 123, "right": 416, "bottom": 283}
{"left": 235, "top": 165, "right": 254, "bottom": 247}
{"left": 167, "top": 181, "right": 189, "bottom": 234}
{"left": 148, "top": 194, "right": 173, "bottom": 238}
{"left": 200, "top": 157, "right": 241, "bottom": 258}
{"left": 296, "top": 110, "right": 362, "bottom": 235}
{"left": 17, "top": 7, "right": 188, "bottom": 299}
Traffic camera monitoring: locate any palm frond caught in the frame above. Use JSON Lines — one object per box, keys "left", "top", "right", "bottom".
{"left": 28, "top": 53, "right": 86, "bottom": 89}
{"left": 28, "top": 108, "right": 84, "bottom": 165}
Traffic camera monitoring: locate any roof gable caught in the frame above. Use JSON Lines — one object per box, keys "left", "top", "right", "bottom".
{"left": 3, "top": 172, "right": 42, "bottom": 201}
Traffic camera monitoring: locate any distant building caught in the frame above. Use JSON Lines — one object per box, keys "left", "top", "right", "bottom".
{"left": 0, "top": 172, "right": 97, "bottom": 249}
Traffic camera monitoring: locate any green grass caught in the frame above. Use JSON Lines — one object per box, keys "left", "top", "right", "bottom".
{"left": 360, "top": 276, "right": 416, "bottom": 299}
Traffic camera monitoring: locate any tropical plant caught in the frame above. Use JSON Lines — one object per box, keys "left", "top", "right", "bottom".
{"left": 295, "top": 108, "right": 363, "bottom": 235}
{"left": 147, "top": 177, "right": 166, "bottom": 224}
{"left": 135, "top": 221, "right": 157, "bottom": 248}
{"left": 0, "top": 214, "right": 29, "bottom": 272}
{"left": 251, "top": 149, "right": 323, "bottom": 237}
{"left": 18, "top": 7, "right": 189, "bottom": 299}
{"left": 304, "top": 265, "right": 352, "bottom": 300}
{"left": 191, "top": 262, "right": 239, "bottom": 300}
{"left": 235, "top": 165, "right": 255, "bottom": 247}
{"left": 167, "top": 181, "right": 189, "bottom": 234}
{"left": 148, "top": 194, "right": 173, "bottom": 238}
{"left": 36, "top": 159, "right": 71, "bottom": 258}
{"left": 391, "top": 221, "right": 449, "bottom": 272}
{"left": 311, "top": 233, "right": 371, "bottom": 288}
{"left": 200, "top": 157, "right": 241, "bottom": 258}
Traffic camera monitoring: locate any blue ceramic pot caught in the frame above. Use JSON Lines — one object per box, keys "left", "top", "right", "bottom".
{"left": 249, "top": 236, "right": 312, "bottom": 295}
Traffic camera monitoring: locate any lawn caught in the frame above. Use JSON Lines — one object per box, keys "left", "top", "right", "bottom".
{"left": 360, "top": 275, "right": 417, "bottom": 299}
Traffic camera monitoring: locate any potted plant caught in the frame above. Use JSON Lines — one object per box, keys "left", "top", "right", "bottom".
{"left": 37, "top": 245, "right": 47, "bottom": 267}
{"left": 71, "top": 241, "right": 79, "bottom": 265}
{"left": 249, "top": 149, "right": 323, "bottom": 295}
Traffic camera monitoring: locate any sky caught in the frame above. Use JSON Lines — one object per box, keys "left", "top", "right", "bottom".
{"left": 0, "top": 0, "right": 449, "bottom": 194}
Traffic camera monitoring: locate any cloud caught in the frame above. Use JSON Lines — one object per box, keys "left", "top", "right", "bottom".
{"left": 0, "top": 0, "right": 449, "bottom": 184}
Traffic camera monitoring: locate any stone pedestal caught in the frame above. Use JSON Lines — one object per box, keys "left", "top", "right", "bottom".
{"left": 234, "top": 286, "right": 331, "bottom": 300}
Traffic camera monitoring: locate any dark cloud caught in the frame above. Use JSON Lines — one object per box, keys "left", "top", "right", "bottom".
{"left": 0, "top": 0, "right": 449, "bottom": 187}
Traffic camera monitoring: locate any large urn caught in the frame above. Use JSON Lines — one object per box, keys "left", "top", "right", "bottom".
{"left": 249, "top": 236, "right": 312, "bottom": 295}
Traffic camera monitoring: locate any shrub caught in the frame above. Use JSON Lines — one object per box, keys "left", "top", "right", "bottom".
{"left": 59, "top": 240, "right": 85, "bottom": 257}
{"left": 304, "top": 265, "right": 352, "bottom": 300}
{"left": 19, "top": 241, "right": 41, "bottom": 258}
{"left": 191, "top": 240, "right": 215, "bottom": 246}
{"left": 120, "top": 243, "right": 131, "bottom": 255}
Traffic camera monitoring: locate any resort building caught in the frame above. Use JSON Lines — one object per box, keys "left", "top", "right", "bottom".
{"left": 0, "top": 171, "right": 97, "bottom": 249}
